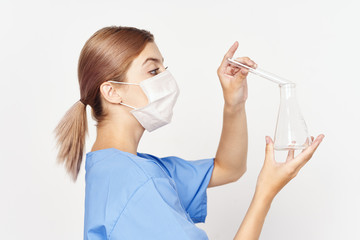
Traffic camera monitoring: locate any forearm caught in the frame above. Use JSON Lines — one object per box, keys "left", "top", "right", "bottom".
{"left": 215, "top": 103, "right": 248, "bottom": 179}
{"left": 233, "top": 190, "right": 273, "bottom": 240}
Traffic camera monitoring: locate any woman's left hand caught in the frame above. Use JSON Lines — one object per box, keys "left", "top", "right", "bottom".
{"left": 217, "top": 41, "right": 257, "bottom": 108}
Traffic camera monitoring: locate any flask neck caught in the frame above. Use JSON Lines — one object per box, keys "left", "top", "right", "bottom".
{"left": 279, "top": 83, "right": 297, "bottom": 100}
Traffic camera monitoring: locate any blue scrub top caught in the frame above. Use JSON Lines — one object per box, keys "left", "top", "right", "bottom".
{"left": 84, "top": 148, "right": 215, "bottom": 240}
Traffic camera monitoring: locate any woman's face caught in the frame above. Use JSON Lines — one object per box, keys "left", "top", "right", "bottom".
{"left": 120, "top": 42, "right": 167, "bottom": 109}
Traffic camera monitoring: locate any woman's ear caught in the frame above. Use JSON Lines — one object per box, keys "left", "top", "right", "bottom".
{"left": 100, "top": 82, "right": 122, "bottom": 104}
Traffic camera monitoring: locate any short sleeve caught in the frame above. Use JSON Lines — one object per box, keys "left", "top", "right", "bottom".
{"left": 157, "top": 156, "right": 215, "bottom": 223}
{"left": 109, "top": 177, "right": 209, "bottom": 240}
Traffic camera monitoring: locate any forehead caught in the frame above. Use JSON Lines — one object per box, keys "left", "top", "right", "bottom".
{"left": 135, "top": 42, "right": 163, "bottom": 64}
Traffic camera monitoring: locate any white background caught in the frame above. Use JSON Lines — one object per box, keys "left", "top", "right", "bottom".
{"left": 1, "top": 0, "right": 359, "bottom": 239}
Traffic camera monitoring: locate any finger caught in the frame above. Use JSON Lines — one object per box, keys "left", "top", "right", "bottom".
{"left": 225, "top": 41, "right": 239, "bottom": 59}
{"left": 232, "top": 63, "right": 250, "bottom": 78}
{"left": 298, "top": 135, "right": 324, "bottom": 166}
{"left": 286, "top": 140, "right": 296, "bottom": 162}
{"left": 228, "top": 69, "right": 248, "bottom": 82}
{"left": 220, "top": 41, "right": 239, "bottom": 72}
{"left": 301, "top": 137, "right": 311, "bottom": 153}
{"left": 265, "top": 136, "right": 275, "bottom": 163}
{"left": 234, "top": 68, "right": 249, "bottom": 77}
{"left": 235, "top": 57, "right": 257, "bottom": 68}
{"left": 303, "top": 134, "right": 325, "bottom": 158}
{"left": 301, "top": 136, "right": 315, "bottom": 153}
{"left": 290, "top": 134, "right": 325, "bottom": 170}
{"left": 286, "top": 149, "right": 295, "bottom": 162}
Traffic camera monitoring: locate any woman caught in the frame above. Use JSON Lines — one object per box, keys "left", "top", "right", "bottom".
{"left": 54, "top": 26, "right": 324, "bottom": 240}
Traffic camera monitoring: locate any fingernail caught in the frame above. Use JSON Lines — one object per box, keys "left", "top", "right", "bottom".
{"left": 265, "top": 136, "right": 269, "bottom": 144}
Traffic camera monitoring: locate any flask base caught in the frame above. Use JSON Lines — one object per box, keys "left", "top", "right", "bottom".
{"left": 274, "top": 144, "right": 307, "bottom": 150}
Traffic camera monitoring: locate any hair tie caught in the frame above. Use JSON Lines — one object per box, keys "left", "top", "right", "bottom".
{"left": 79, "top": 99, "right": 87, "bottom": 106}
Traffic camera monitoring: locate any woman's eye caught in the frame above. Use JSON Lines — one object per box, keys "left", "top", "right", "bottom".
{"left": 149, "top": 68, "right": 160, "bottom": 75}
{"left": 149, "top": 66, "right": 168, "bottom": 75}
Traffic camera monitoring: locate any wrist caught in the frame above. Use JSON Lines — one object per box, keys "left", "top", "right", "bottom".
{"left": 253, "top": 188, "right": 276, "bottom": 205}
{"left": 224, "top": 102, "right": 246, "bottom": 113}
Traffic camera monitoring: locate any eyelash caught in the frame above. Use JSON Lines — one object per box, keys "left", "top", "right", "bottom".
{"left": 149, "top": 66, "right": 168, "bottom": 75}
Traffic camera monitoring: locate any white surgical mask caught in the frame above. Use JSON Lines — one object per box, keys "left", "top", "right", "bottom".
{"left": 108, "top": 69, "right": 180, "bottom": 132}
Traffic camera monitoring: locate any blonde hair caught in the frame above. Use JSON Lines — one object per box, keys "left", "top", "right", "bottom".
{"left": 54, "top": 101, "right": 88, "bottom": 181}
{"left": 54, "top": 26, "right": 154, "bottom": 182}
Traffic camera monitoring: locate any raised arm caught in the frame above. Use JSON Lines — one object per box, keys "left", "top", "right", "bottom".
{"left": 209, "top": 41, "right": 257, "bottom": 188}
{"left": 233, "top": 134, "right": 325, "bottom": 240}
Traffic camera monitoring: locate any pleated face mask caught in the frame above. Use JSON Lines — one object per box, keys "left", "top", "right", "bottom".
{"left": 108, "top": 69, "right": 180, "bottom": 132}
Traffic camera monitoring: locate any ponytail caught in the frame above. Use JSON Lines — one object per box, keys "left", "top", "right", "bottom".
{"left": 54, "top": 100, "right": 88, "bottom": 182}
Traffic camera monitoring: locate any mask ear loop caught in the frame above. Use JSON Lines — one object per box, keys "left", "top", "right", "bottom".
{"left": 107, "top": 80, "right": 140, "bottom": 86}
{"left": 107, "top": 80, "right": 140, "bottom": 109}
{"left": 119, "top": 101, "right": 136, "bottom": 109}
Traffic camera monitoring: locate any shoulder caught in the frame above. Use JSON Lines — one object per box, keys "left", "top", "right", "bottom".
{"left": 84, "top": 149, "right": 176, "bottom": 203}
{"left": 84, "top": 148, "right": 164, "bottom": 187}
{"left": 137, "top": 152, "right": 215, "bottom": 179}
{"left": 136, "top": 152, "right": 186, "bottom": 174}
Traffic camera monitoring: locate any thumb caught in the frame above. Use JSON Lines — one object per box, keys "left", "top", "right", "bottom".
{"left": 265, "top": 136, "right": 274, "bottom": 162}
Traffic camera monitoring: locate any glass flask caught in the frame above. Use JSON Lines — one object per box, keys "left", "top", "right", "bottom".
{"left": 274, "top": 83, "right": 312, "bottom": 150}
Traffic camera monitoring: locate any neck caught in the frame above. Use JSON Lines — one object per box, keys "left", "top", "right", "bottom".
{"left": 91, "top": 118, "right": 145, "bottom": 155}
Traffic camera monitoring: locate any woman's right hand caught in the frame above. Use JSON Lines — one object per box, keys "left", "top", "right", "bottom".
{"left": 255, "top": 134, "right": 325, "bottom": 200}
{"left": 233, "top": 134, "right": 324, "bottom": 240}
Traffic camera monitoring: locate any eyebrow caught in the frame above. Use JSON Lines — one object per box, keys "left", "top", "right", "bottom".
{"left": 142, "top": 57, "right": 164, "bottom": 66}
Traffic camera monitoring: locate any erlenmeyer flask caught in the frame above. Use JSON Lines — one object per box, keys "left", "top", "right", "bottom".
{"left": 274, "top": 83, "right": 312, "bottom": 150}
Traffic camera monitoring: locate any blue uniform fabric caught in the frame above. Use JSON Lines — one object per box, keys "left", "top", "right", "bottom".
{"left": 83, "top": 148, "right": 215, "bottom": 240}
